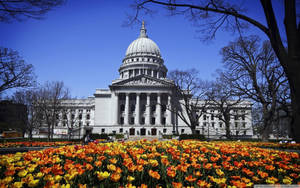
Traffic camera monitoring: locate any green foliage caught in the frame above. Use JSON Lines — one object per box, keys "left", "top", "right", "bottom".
{"left": 90, "top": 133, "right": 108, "bottom": 140}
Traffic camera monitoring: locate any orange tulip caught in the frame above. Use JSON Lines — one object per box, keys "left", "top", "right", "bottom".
{"left": 148, "top": 170, "right": 160, "bottom": 180}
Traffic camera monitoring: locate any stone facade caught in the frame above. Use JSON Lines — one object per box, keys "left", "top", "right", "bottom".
{"left": 35, "top": 22, "right": 253, "bottom": 139}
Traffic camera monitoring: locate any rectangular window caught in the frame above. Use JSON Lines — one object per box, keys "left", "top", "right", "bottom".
{"left": 162, "top": 117, "right": 166, "bottom": 125}
{"left": 181, "top": 129, "right": 185, "bottom": 134}
{"left": 151, "top": 117, "right": 155, "bottom": 125}
{"left": 86, "top": 114, "right": 90, "bottom": 120}
{"left": 211, "top": 122, "right": 215, "bottom": 128}
{"left": 234, "top": 115, "right": 238, "bottom": 120}
{"left": 219, "top": 123, "right": 223, "bottom": 128}
{"left": 163, "top": 128, "right": 167, "bottom": 133}
{"left": 242, "top": 122, "right": 246, "bottom": 128}
{"left": 242, "top": 115, "right": 245, "bottom": 120}
{"left": 86, "top": 122, "right": 89, "bottom": 127}
{"left": 101, "top": 129, "right": 105, "bottom": 133}
{"left": 119, "top": 128, "right": 123, "bottom": 133}
{"left": 203, "top": 115, "right": 206, "bottom": 120}
{"left": 235, "top": 122, "right": 238, "bottom": 128}
{"left": 244, "top": 130, "right": 247, "bottom": 135}
{"left": 112, "top": 131, "right": 116, "bottom": 134}
{"left": 141, "top": 117, "right": 145, "bottom": 125}
{"left": 211, "top": 115, "right": 214, "bottom": 120}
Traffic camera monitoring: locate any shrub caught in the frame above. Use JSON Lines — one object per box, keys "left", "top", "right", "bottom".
{"left": 90, "top": 133, "right": 108, "bottom": 140}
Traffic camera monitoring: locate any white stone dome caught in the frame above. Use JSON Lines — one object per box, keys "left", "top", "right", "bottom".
{"left": 126, "top": 37, "right": 161, "bottom": 57}
{"left": 125, "top": 22, "right": 161, "bottom": 58}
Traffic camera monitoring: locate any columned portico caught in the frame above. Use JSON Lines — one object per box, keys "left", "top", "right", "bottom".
{"left": 114, "top": 93, "right": 119, "bottom": 125}
{"left": 124, "top": 93, "right": 129, "bottom": 125}
{"left": 167, "top": 94, "right": 172, "bottom": 125}
{"left": 146, "top": 93, "right": 151, "bottom": 125}
{"left": 135, "top": 93, "right": 140, "bottom": 125}
{"left": 156, "top": 93, "right": 161, "bottom": 125}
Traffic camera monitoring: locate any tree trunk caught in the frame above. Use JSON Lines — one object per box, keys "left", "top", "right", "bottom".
{"left": 290, "top": 76, "right": 300, "bottom": 142}
{"left": 47, "top": 125, "right": 50, "bottom": 141}
{"left": 225, "top": 121, "right": 231, "bottom": 139}
{"left": 190, "top": 124, "right": 196, "bottom": 134}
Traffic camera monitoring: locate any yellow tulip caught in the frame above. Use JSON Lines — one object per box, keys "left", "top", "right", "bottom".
{"left": 54, "top": 175, "right": 62, "bottom": 182}
{"left": 96, "top": 171, "right": 110, "bottom": 180}
{"left": 1, "top": 176, "right": 13, "bottom": 184}
{"left": 12, "top": 182, "right": 23, "bottom": 188}
{"left": 18, "top": 170, "right": 28, "bottom": 177}
{"left": 127, "top": 176, "right": 135, "bottom": 182}
{"left": 61, "top": 184, "right": 71, "bottom": 188}
{"left": 28, "top": 179, "right": 39, "bottom": 187}
{"left": 35, "top": 172, "right": 44, "bottom": 178}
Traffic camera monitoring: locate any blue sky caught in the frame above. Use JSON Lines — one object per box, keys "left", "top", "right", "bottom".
{"left": 0, "top": 0, "right": 285, "bottom": 98}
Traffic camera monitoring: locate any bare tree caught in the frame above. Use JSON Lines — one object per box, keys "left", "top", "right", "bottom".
{"left": 205, "top": 76, "right": 243, "bottom": 139}
{"left": 11, "top": 89, "right": 42, "bottom": 139}
{"left": 59, "top": 106, "right": 81, "bottom": 140}
{"left": 220, "top": 36, "right": 288, "bottom": 140}
{"left": 129, "top": 0, "right": 300, "bottom": 142}
{"left": 0, "top": 47, "right": 35, "bottom": 94}
{"left": 0, "top": 0, "right": 65, "bottom": 22}
{"left": 35, "top": 81, "right": 69, "bottom": 140}
{"left": 168, "top": 69, "right": 208, "bottom": 134}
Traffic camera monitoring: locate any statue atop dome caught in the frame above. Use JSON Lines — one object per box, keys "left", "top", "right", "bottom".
{"left": 139, "top": 21, "right": 148, "bottom": 38}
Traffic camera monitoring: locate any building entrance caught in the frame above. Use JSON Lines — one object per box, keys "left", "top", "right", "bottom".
{"left": 129, "top": 128, "right": 135, "bottom": 135}
{"left": 151, "top": 128, "right": 157, "bottom": 136}
{"left": 140, "top": 128, "right": 146, "bottom": 136}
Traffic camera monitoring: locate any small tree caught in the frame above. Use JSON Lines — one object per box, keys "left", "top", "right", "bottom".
{"left": 11, "top": 89, "right": 42, "bottom": 139}
{"left": 168, "top": 69, "right": 208, "bottom": 134}
{"left": 35, "top": 81, "right": 69, "bottom": 140}
{"left": 0, "top": 47, "right": 35, "bottom": 94}
{"left": 205, "top": 76, "right": 243, "bottom": 139}
{"left": 60, "top": 106, "right": 81, "bottom": 140}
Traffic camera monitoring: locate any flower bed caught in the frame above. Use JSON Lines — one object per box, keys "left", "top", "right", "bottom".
{"left": 0, "top": 141, "right": 79, "bottom": 148}
{"left": 0, "top": 140, "right": 299, "bottom": 187}
{"left": 249, "top": 142, "right": 300, "bottom": 150}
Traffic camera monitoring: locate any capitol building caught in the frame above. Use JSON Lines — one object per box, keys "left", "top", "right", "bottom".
{"left": 37, "top": 22, "right": 253, "bottom": 139}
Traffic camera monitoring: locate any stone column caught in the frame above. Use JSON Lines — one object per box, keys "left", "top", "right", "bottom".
{"left": 167, "top": 94, "right": 172, "bottom": 125}
{"left": 135, "top": 93, "right": 140, "bottom": 125}
{"left": 151, "top": 70, "right": 154, "bottom": 77}
{"left": 124, "top": 93, "right": 129, "bottom": 125}
{"left": 145, "top": 93, "right": 151, "bottom": 125}
{"left": 156, "top": 93, "right": 161, "bottom": 125}
{"left": 113, "top": 93, "right": 119, "bottom": 125}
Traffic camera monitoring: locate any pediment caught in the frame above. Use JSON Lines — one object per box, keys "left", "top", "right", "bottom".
{"left": 111, "top": 75, "right": 174, "bottom": 87}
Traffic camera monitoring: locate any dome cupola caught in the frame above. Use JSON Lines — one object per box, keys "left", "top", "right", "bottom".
{"left": 125, "top": 21, "right": 161, "bottom": 58}
{"left": 119, "top": 21, "right": 167, "bottom": 80}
